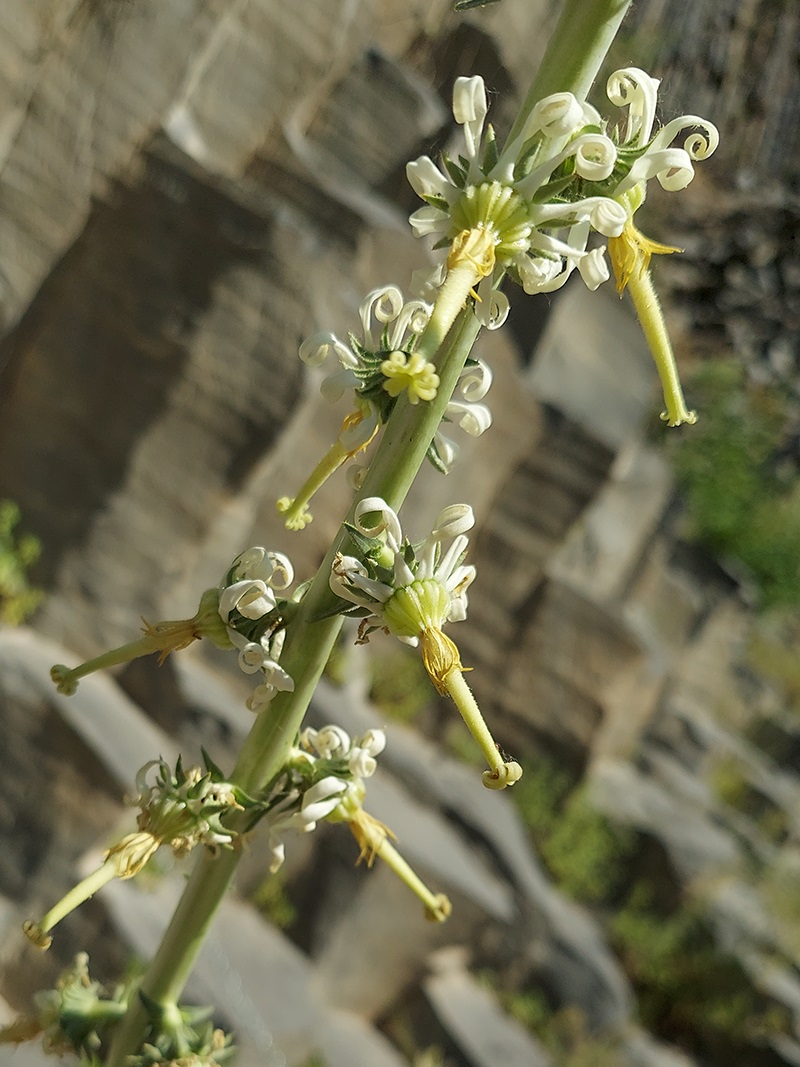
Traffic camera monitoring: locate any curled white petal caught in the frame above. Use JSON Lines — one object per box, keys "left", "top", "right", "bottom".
{"left": 574, "top": 133, "right": 617, "bottom": 180}
{"left": 515, "top": 253, "right": 563, "bottom": 294}
{"left": 433, "top": 431, "right": 459, "bottom": 473}
{"left": 299, "top": 332, "right": 356, "bottom": 369}
{"left": 393, "top": 552, "right": 415, "bottom": 588}
{"left": 434, "top": 534, "right": 471, "bottom": 586}
{"left": 330, "top": 553, "right": 392, "bottom": 606}
{"left": 262, "top": 660, "right": 294, "bottom": 694}
{"left": 219, "top": 579, "right": 276, "bottom": 622}
{"left": 578, "top": 246, "right": 610, "bottom": 291}
{"left": 359, "top": 728, "right": 386, "bottom": 757}
{"left": 409, "top": 205, "right": 450, "bottom": 238}
{"left": 453, "top": 75, "right": 488, "bottom": 164}
{"left": 237, "top": 641, "right": 270, "bottom": 675}
{"left": 648, "top": 115, "right": 719, "bottom": 161}
{"left": 360, "top": 287, "right": 404, "bottom": 347}
{"left": 307, "top": 724, "right": 351, "bottom": 759}
{"left": 530, "top": 91, "right": 585, "bottom": 137}
{"left": 446, "top": 399, "right": 492, "bottom": 437}
{"left": 320, "top": 367, "right": 359, "bottom": 404}
{"left": 615, "top": 146, "right": 695, "bottom": 194}
{"left": 268, "top": 839, "right": 286, "bottom": 873}
{"left": 354, "top": 497, "right": 403, "bottom": 551}
{"left": 431, "top": 503, "right": 475, "bottom": 541}
{"left": 346, "top": 463, "right": 367, "bottom": 491}
{"left": 607, "top": 67, "right": 660, "bottom": 148}
{"left": 453, "top": 75, "right": 487, "bottom": 126}
{"left": 586, "top": 197, "right": 628, "bottom": 237}
{"left": 386, "top": 299, "right": 432, "bottom": 351}
{"left": 301, "top": 776, "right": 347, "bottom": 822}
{"left": 410, "top": 260, "right": 447, "bottom": 298}
{"left": 407, "top": 156, "right": 453, "bottom": 200}
{"left": 458, "top": 359, "right": 492, "bottom": 402}
{"left": 246, "top": 683, "right": 277, "bottom": 713}
{"left": 474, "top": 277, "right": 509, "bottom": 331}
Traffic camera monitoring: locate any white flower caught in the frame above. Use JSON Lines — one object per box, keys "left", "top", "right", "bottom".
{"left": 300, "top": 286, "right": 493, "bottom": 469}
{"left": 263, "top": 725, "right": 388, "bottom": 871}
{"left": 218, "top": 546, "right": 296, "bottom": 711}
{"left": 606, "top": 68, "right": 719, "bottom": 195}
{"left": 329, "top": 497, "right": 476, "bottom": 645}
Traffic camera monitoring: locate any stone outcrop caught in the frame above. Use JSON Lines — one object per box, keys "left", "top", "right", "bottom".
{"left": 1, "top": 2, "right": 799, "bottom": 1066}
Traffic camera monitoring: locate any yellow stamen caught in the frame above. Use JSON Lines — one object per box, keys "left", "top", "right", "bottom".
{"left": 420, "top": 627, "right": 464, "bottom": 696}
{"left": 447, "top": 227, "right": 497, "bottom": 280}
{"left": 278, "top": 409, "right": 379, "bottom": 531}
{"left": 608, "top": 219, "right": 696, "bottom": 428}
{"left": 381, "top": 351, "right": 440, "bottom": 404}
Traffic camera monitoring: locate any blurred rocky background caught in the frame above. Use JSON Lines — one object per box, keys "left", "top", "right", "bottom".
{"left": 1, "top": 1, "right": 800, "bottom": 1065}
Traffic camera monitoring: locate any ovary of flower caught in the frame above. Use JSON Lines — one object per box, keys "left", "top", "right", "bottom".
{"left": 608, "top": 208, "right": 697, "bottom": 428}
{"left": 381, "top": 350, "right": 440, "bottom": 403}
{"left": 345, "top": 807, "right": 452, "bottom": 923}
{"left": 49, "top": 589, "right": 231, "bottom": 695}
{"left": 23, "top": 832, "right": 161, "bottom": 950}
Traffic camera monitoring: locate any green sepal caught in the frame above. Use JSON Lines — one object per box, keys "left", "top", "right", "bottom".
{"left": 442, "top": 154, "right": 467, "bottom": 187}
{"left": 200, "top": 748, "right": 225, "bottom": 781}
{"left": 421, "top": 193, "right": 450, "bottom": 212}
{"left": 342, "top": 521, "right": 381, "bottom": 558}
{"left": 308, "top": 598, "right": 372, "bottom": 623}
{"left": 532, "top": 175, "right": 575, "bottom": 203}
{"left": 426, "top": 438, "right": 449, "bottom": 474}
{"left": 481, "top": 123, "right": 499, "bottom": 173}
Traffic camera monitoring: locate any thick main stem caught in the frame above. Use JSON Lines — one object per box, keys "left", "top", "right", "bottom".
{"left": 507, "top": 0, "right": 632, "bottom": 144}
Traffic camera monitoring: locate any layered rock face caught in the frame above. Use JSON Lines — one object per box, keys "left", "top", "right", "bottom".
{"left": 1, "top": 2, "right": 799, "bottom": 1066}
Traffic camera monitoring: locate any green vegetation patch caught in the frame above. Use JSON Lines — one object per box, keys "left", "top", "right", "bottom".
{"left": 670, "top": 360, "right": 800, "bottom": 609}
{"left": 0, "top": 500, "right": 42, "bottom": 625}
{"left": 512, "top": 757, "right": 635, "bottom": 904}
{"left": 612, "top": 884, "right": 789, "bottom": 1054}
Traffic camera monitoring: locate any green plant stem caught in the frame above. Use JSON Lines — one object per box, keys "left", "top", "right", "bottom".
{"left": 507, "top": 0, "right": 632, "bottom": 144}
{"left": 106, "top": 303, "right": 481, "bottom": 1067}
{"left": 106, "top": 5, "right": 632, "bottom": 1059}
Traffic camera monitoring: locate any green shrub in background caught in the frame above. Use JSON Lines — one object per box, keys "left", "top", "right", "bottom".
{"left": 612, "top": 884, "right": 789, "bottom": 1052}
{"left": 0, "top": 500, "right": 42, "bottom": 625}
{"left": 671, "top": 361, "right": 800, "bottom": 608}
{"left": 511, "top": 757, "right": 635, "bottom": 904}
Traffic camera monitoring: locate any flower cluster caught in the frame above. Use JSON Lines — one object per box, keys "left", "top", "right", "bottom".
{"left": 217, "top": 546, "right": 296, "bottom": 711}
{"left": 409, "top": 68, "right": 717, "bottom": 298}
{"left": 408, "top": 68, "right": 718, "bottom": 426}
{"left": 50, "top": 546, "right": 297, "bottom": 715}
{"left": 277, "top": 286, "right": 495, "bottom": 530}
{"left": 0, "top": 953, "right": 234, "bottom": 1066}
{"left": 329, "top": 498, "right": 521, "bottom": 789}
{"left": 261, "top": 722, "right": 451, "bottom": 921}
{"left": 23, "top": 754, "right": 252, "bottom": 951}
